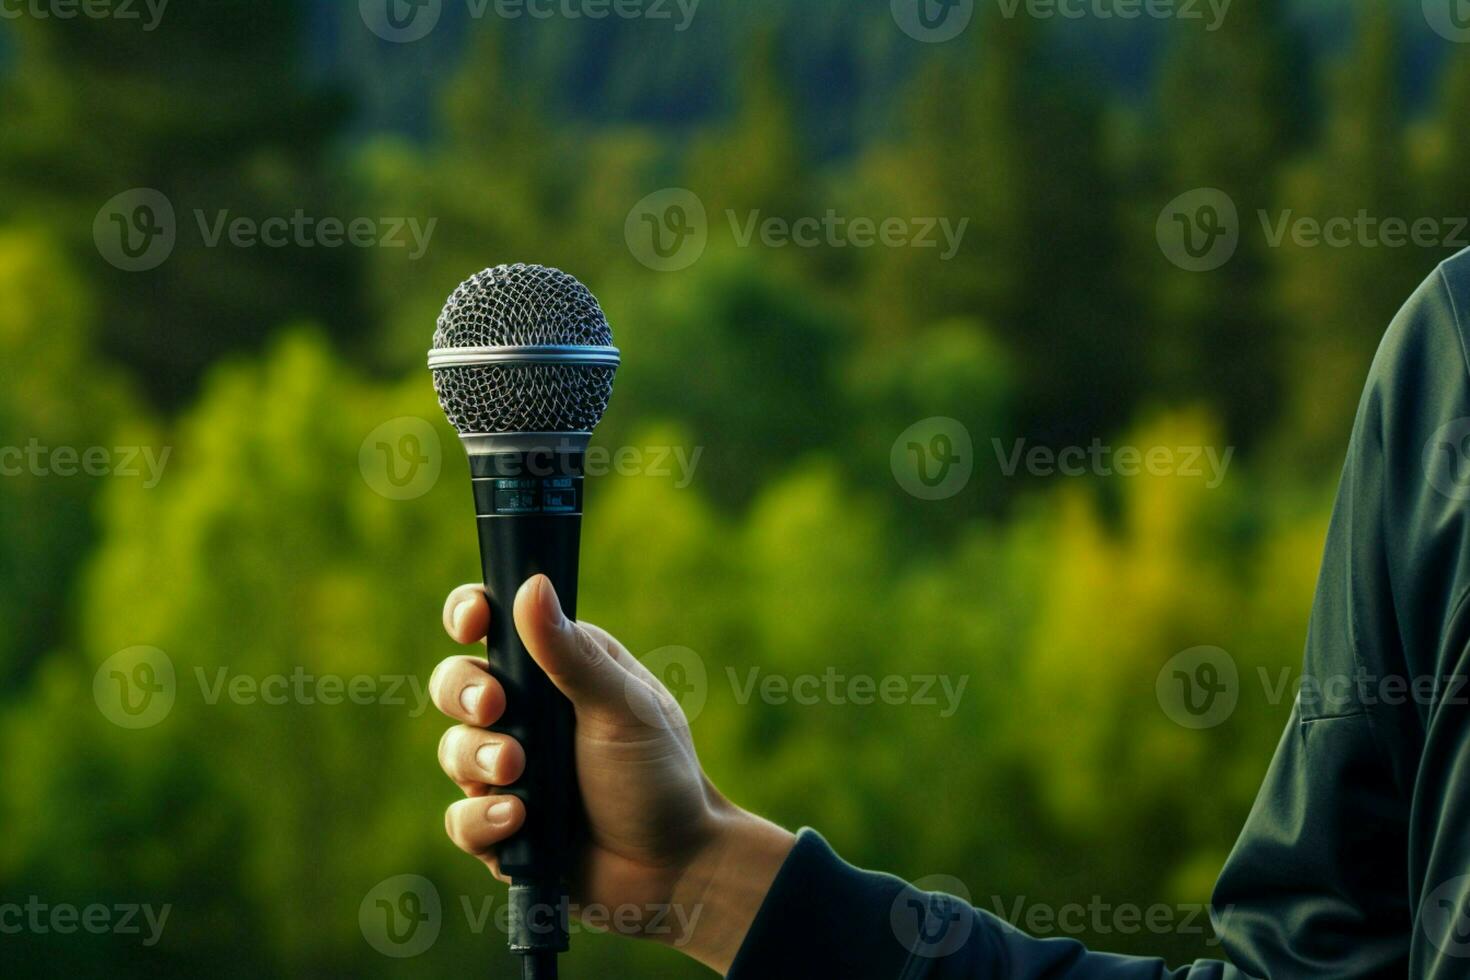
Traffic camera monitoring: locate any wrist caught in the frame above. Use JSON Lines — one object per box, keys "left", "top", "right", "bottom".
{"left": 661, "top": 800, "right": 796, "bottom": 974}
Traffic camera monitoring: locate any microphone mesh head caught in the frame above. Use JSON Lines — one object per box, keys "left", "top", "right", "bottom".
{"left": 431, "top": 264, "right": 617, "bottom": 434}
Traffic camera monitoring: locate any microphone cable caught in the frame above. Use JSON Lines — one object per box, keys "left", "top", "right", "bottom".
{"left": 522, "top": 949, "right": 558, "bottom": 980}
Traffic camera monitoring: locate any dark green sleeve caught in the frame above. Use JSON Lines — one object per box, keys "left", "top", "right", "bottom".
{"left": 727, "top": 830, "right": 1243, "bottom": 979}
{"left": 1213, "top": 253, "right": 1470, "bottom": 978}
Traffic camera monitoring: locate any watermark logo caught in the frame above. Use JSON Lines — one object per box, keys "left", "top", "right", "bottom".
{"left": 891, "top": 0, "right": 974, "bottom": 43}
{"left": 95, "top": 188, "right": 176, "bottom": 272}
{"left": 94, "top": 646, "right": 177, "bottom": 730}
{"left": 1157, "top": 188, "right": 1239, "bottom": 273}
{"left": 1422, "top": 875, "right": 1470, "bottom": 957}
{"left": 1424, "top": 418, "right": 1470, "bottom": 502}
{"left": 360, "top": 0, "right": 442, "bottom": 42}
{"left": 1156, "top": 645, "right": 1238, "bottom": 729}
{"left": 629, "top": 646, "right": 708, "bottom": 726}
{"left": 892, "top": 417, "right": 974, "bottom": 500}
{"left": 1425, "top": 0, "right": 1470, "bottom": 43}
{"left": 626, "top": 188, "right": 708, "bottom": 272}
{"left": 890, "top": 874, "right": 974, "bottom": 957}
{"left": 361, "top": 874, "right": 442, "bottom": 958}
{"left": 360, "top": 417, "right": 442, "bottom": 501}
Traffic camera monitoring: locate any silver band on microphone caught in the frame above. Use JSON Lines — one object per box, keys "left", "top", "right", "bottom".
{"left": 459, "top": 432, "right": 593, "bottom": 455}
{"left": 427, "top": 345, "right": 621, "bottom": 369}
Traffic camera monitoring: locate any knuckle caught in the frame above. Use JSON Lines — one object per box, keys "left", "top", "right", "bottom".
{"left": 569, "top": 627, "right": 606, "bottom": 673}
{"left": 500, "top": 738, "right": 526, "bottom": 782}
{"left": 480, "top": 678, "right": 506, "bottom": 724}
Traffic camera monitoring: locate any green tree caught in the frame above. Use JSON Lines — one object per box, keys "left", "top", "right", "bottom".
{"left": 863, "top": 10, "right": 1141, "bottom": 449}
{"left": 1271, "top": 0, "right": 1426, "bottom": 466}
{"left": 0, "top": 228, "right": 137, "bottom": 692}
{"left": 0, "top": 3, "right": 363, "bottom": 406}
{"left": 1145, "top": 0, "right": 1312, "bottom": 446}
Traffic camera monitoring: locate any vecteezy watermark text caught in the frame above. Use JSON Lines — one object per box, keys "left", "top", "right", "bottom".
{"left": 989, "top": 895, "right": 1228, "bottom": 945}
{"left": 992, "top": 438, "right": 1234, "bottom": 489}
{"left": 195, "top": 667, "right": 431, "bottom": 717}
{"left": 359, "top": 0, "right": 700, "bottom": 43}
{"left": 726, "top": 210, "right": 969, "bottom": 261}
{"left": 0, "top": 441, "right": 171, "bottom": 488}
{"left": 0, "top": 897, "right": 170, "bottom": 947}
{"left": 194, "top": 210, "right": 436, "bottom": 259}
{"left": 727, "top": 667, "right": 969, "bottom": 719}
{"left": 458, "top": 894, "right": 702, "bottom": 946}
{"left": 993, "top": 0, "right": 1231, "bottom": 31}
{"left": 460, "top": 441, "right": 705, "bottom": 488}
{"left": 0, "top": 0, "right": 168, "bottom": 30}
{"left": 1258, "top": 210, "right": 1470, "bottom": 251}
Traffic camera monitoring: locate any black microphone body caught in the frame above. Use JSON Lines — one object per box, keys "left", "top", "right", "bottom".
{"left": 471, "top": 448, "right": 585, "bottom": 960}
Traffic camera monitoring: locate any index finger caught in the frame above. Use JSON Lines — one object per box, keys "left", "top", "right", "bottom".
{"left": 443, "top": 584, "right": 491, "bottom": 643}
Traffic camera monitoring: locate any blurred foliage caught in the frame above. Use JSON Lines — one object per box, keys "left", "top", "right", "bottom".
{"left": 1, "top": 1, "right": 1466, "bottom": 976}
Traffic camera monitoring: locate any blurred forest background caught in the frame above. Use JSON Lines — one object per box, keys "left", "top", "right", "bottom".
{"left": 2, "top": 0, "right": 1468, "bottom": 976}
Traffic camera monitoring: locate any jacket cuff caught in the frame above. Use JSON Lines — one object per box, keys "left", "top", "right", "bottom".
{"left": 726, "top": 828, "right": 918, "bottom": 979}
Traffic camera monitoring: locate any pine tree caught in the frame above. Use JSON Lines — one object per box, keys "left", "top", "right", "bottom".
{"left": 1272, "top": 0, "right": 1426, "bottom": 464}
{"left": 870, "top": 10, "right": 1141, "bottom": 449}
{"left": 0, "top": 3, "right": 363, "bottom": 406}
{"left": 1147, "top": 0, "right": 1312, "bottom": 448}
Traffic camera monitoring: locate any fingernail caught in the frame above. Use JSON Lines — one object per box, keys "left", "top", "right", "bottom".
{"left": 476, "top": 743, "right": 500, "bottom": 778}
{"left": 487, "top": 800, "right": 516, "bottom": 826}
{"left": 460, "top": 685, "right": 483, "bottom": 715}
{"left": 452, "top": 599, "right": 474, "bottom": 633}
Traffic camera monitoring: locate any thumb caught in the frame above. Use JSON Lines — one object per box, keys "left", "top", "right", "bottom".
{"left": 513, "top": 574, "right": 628, "bottom": 713}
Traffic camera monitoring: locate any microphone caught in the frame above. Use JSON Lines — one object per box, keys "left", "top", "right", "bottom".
{"left": 428, "top": 264, "right": 620, "bottom": 980}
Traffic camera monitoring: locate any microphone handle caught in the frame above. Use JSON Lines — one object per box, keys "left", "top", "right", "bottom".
{"left": 470, "top": 449, "right": 587, "bottom": 961}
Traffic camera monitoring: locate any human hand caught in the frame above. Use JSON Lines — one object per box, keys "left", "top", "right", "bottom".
{"left": 429, "top": 575, "right": 794, "bottom": 972}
